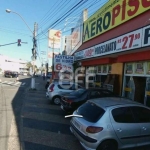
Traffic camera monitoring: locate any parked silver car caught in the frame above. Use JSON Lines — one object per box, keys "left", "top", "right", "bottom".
{"left": 70, "top": 97, "right": 150, "bottom": 150}
{"left": 46, "top": 81, "right": 83, "bottom": 105}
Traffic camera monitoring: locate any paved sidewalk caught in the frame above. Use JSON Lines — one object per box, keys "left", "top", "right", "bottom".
{"left": 19, "top": 77, "right": 83, "bottom": 150}
{"left": 6, "top": 77, "right": 150, "bottom": 150}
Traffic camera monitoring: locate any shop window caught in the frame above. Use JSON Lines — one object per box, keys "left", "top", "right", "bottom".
{"left": 102, "top": 65, "right": 107, "bottom": 73}
{"left": 146, "top": 62, "right": 150, "bottom": 75}
{"left": 97, "top": 66, "right": 101, "bottom": 73}
{"left": 87, "top": 66, "right": 96, "bottom": 73}
{"left": 126, "top": 63, "right": 133, "bottom": 74}
{"left": 135, "top": 62, "right": 144, "bottom": 74}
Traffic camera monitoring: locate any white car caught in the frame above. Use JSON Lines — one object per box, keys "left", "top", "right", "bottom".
{"left": 46, "top": 81, "right": 83, "bottom": 105}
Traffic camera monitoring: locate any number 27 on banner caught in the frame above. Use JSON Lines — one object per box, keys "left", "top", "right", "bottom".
{"left": 117, "top": 32, "right": 141, "bottom": 49}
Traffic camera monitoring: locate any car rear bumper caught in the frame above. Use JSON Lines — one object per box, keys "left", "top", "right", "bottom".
{"left": 46, "top": 92, "right": 53, "bottom": 101}
{"left": 70, "top": 124, "right": 96, "bottom": 150}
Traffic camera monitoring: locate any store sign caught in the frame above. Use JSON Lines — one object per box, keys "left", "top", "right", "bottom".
{"left": 75, "top": 28, "right": 143, "bottom": 60}
{"left": 84, "top": 47, "right": 95, "bottom": 58}
{"left": 70, "top": 15, "right": 83, "bottom": 55}
{"left": 74, "top": 50, "right": 84, "bottom": 60}
{"left": 142, "top": 25, "right": 150, "bottom": 47}
{"left": 83, "top": 0, "right": 150, "bottom": 42}
{"left": 48, "top": 29, "right": 61, "bottom": 49}
{"left": 54, "top": 55, "right": 74, "bottom": 72}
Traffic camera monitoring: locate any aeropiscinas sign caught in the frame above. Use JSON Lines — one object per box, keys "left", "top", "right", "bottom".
{"left": 75, "top": 25, "right": 150, "bottom": 60}
{"left": 83, "top": 0, "right": 150, "bottom": 42}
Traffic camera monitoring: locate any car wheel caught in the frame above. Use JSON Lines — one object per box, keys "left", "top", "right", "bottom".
{"left": 52, "top": 96, "right": 60, "bottom": 105}
{"left": 97, "top": 140, "right": 117, "bottom": 150}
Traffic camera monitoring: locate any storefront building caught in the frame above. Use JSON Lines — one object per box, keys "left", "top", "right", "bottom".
{"left": 73, "top": 0, "right": 150, "bottom": 107}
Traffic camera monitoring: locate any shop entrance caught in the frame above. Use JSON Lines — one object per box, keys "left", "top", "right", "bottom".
{"left": 95, "top": 75, "right": 107, "bottom": 87}
{"left": 145, "top": 78, "right": 150, "bottom": 107}
{"left": 133, "top": 77, "right": 146, "bottom": 104}
{"left": 123, "top": 76, "right": 146, "bottom": 104}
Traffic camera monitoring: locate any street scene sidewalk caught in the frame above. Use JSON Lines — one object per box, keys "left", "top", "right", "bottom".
{"left": 6, "top": 76, "right": 150, "bottom": 150}
{"left": 19, "top": 77, "right": 83, "bottom": 150}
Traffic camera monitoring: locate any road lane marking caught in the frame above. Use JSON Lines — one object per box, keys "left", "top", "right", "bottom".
{"left": 7, "top": 82, "right": 14, "bottom": 84}
{"left": 14, "top": 82, "right": 20, "bottom": 85}
{"left": 2, "top": 81, "right": 7, "bottom": 83}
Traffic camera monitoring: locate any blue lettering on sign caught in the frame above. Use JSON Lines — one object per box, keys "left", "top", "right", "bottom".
{"left": 62, "top": 60, "right": 65, "bottom": 63}
{"left": 56, "top": 59, "right": 60, "bottom": 62}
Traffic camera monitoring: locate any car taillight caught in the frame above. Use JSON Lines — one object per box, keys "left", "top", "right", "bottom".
{"left": 49, "top": 84, "right": 54, "bottom": 92}
{"left": 86, "top": 126, "right": 103, "bottom": 133}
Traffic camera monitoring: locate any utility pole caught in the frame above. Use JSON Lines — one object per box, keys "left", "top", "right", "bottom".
{"left": 31, "top": 22, "right": 37, "bottom": 89}
{"left": 52, "top": 37, "right": 55, "bottom": 79}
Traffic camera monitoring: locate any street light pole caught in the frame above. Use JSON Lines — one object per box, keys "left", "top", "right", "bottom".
{"left": 6, "top": 9, "right": 37, "bottom": 89}
{"left": 6, "top": 9, "right": 33, "bottom": 34}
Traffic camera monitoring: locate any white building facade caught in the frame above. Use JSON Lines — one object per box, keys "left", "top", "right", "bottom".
{"left": 0, "top": 54, "right": 28, "bottom": 73}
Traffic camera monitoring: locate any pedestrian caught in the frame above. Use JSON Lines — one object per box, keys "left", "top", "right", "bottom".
{"left": 43, "top": 72, "right": 45, "bottom": 80}
{"left": 16, "top": 72, "right": 19, "bottom": 82}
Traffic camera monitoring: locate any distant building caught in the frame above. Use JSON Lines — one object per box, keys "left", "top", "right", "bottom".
{"left": 62, "top": 35, "right": 72, "bottom": 55}
{"left": 0, "top": 54, "right": 28, "bottom": 74}
{"left": 62, "top": 50, "right": 67, "bottom": 55}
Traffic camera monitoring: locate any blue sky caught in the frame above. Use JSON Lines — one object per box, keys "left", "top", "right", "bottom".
{"left": 0, "top": 0, "right": 107, "bottom": 67}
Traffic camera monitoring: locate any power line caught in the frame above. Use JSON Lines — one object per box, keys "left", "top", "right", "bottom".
{"left": 38, "top": 0, "right": 61, "bottom": 26}
{"left": 38, "top": 0, "right": 68, "bottom": 28}
{"left": 0, "top": 27, "right": 31, "bottom": 37}
{"left": 37, "top": 0, "right": 88, "bottom": 38}
{"left": 38, "top": 0, "right": 107, "bottom": 36}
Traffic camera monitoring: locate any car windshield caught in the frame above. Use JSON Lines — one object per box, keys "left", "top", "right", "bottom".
{"left": 77, "top": 101, "right": 105, "bottom": 123}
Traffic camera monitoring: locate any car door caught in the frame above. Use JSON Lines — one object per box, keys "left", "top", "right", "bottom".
{"left": 131, "top": 106, "right": 150, "bottom": 146}
{"left": 110, "top": 106, "right": 141, "bottom": 147}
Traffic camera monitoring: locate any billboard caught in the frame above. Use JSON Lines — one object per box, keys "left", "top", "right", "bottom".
{"left": 48, "top": 51, "right": 59, "bottom": 58}
{"left": 54, "top": 55, "right": 74, "bottom": 72}
{"left": 83, "top": 0, "right": 150, "bottom": 42}
{"left": 48, "top": 29, "right": 61, "bottom": 49}
{"left": 70, "top": 15, "right": 83, "bottom": 55}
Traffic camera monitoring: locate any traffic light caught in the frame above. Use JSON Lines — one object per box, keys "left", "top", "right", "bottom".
{"left": 18, "top": 39, "right": 21, "bottom": 46}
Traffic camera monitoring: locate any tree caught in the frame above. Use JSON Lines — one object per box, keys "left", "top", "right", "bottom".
{"left": 26, "top": 62, "right": 33, "bottom": 69}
